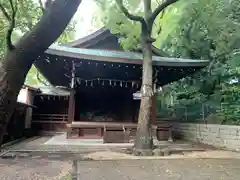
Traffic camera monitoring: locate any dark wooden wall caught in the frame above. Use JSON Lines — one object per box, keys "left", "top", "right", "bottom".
{"left": 32, "top": 95, "right": 69, "bottom": 134}
{"left": 74, "top": 85, "right": 139, "bottom": 122}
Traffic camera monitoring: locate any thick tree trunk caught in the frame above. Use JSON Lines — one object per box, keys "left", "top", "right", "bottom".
{"left": 0, "top": 0, "right": 81, "bottom": 145}
{"left": 134, "top": 40, "right": 154, "bottom": 151}
{"left": 133, "top": 0, "right": 154, "bottom": 153}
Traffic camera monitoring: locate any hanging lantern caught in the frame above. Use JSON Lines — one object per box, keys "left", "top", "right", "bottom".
{"left": 85, "top": 80, "right": 88, "bottom": 86}
{"left": 120, "top": 81, "right": 123, "bottom": 87}
{"left": 109, "top": 80, "right": 112, "bottom": 86}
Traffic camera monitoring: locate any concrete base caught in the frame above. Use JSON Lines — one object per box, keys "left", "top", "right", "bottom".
{"left": 44, "top": 133, "right": 133, "bottom": 147}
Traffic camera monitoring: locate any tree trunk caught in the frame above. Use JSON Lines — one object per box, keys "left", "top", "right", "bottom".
{"left": 0, "top": 0, "right": 81, "bottom": 145}
{"left": 134, "top": 39, "right": 154, "bottom": 151}
{"left": 133, "top": 0, "right": 154, "bottom": 153}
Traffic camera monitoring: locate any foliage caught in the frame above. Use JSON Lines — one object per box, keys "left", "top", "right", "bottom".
{"left": 159, "top": 0, "right": 240, "bottom": 124}
{"left": 95, "top": 0, "right": 240, "bottom": 124}
{"left": 94, "top": 0, "right": 142, "bottom": 50}
{"left": 94, "top": 0, "right": 178, "bottom": 50}
{"left": 0, "top": 0, "right": 76, "bottom": 86}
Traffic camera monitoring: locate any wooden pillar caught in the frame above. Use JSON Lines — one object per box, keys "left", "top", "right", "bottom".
{"left": 68, "top": 90, "right": 75, "bottom": 124}
{"left": 67, "top": 61, "right": 76, "bottom": 138}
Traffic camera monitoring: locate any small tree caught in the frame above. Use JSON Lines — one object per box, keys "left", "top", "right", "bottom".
{"left": 0, "top": 0, "right": 81, "bottom": 145}
{"left": 116, "top": 0, "right": 179, "bottom": 153}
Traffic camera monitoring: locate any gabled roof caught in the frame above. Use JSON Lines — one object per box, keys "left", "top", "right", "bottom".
{"left": 34, "top": 28, "right": 209, "bottom": 87}
{"left": 63, "top": 28, "right": 119, "bottom": 49}
{"left": 63, "top": 27, "right": 169, "bottom": 56}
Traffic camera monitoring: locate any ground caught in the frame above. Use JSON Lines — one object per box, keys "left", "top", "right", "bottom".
{"left": 1, "top": 136, "right": 240, "bottom": 179}
{"left": 1, "top": 157, "right": 240, "bottom": 180}
{"left": 0, "top": 157, "right": 71, "bottom": 180}
{"left": 74, "top": 159, "right": 240, "bottom": 180}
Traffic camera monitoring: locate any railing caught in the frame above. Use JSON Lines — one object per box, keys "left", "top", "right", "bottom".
{"left": 32, "top": 113, "right": 68, "bottom": 124}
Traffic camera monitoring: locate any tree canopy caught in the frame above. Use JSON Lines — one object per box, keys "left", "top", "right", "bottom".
{"left": 93, "top": 0, "right": 240, "bottom": 124}
{"left": 0, "top": 0, "right": 76, "bottom": 86}
{"left": 159, "top": 0, "right": 240, "bottom": 124}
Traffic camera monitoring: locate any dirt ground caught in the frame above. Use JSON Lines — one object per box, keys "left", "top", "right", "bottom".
{"left": 1, "top": 137, "right": 240, "bottom": 179}
{"left": 1, "top": 150, "right": 240, "bottom": 180}
{"left": 75, "top": 159, "right": 240, "bottom": 180}
{"left": 0, "top": 158, "right": 71, "bottom": 180}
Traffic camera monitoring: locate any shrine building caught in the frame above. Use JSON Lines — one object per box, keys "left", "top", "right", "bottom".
{"left": 31, "top": 28, "right": 208, "bottom": 142}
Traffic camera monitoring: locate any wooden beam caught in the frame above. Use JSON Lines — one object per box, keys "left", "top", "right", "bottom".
{"left": 68, "top": 61, "right": 76, "bottom": 124}
{"left": 67, "top": 89, "right": 75, "bottom": 124}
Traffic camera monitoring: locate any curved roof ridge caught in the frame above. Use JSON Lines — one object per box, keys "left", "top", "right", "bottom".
{"left": 61, "top": 27, "right": 170, "bottom": 57}
{"left": 62, "top": 27, "right": 110, "bottom": 47}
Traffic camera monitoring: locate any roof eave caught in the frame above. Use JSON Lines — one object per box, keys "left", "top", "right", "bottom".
{"left": 45, "top": 47, "right": 209, "bottom": 67}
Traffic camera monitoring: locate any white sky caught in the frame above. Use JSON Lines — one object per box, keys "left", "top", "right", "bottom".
{"left": 72, "top": 0, "right": 100, "bottom": 39}
{"left": 41, "top": 0, "right": 99, "bottom": 39}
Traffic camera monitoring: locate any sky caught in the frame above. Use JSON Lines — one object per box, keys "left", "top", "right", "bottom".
{"left": 72, "top": 0, "right": 100, "bottom": 39}
{"left": 41, "top": 0, "right": 100, "bottom": 40}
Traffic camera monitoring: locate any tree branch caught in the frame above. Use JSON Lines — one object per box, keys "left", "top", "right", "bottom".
{"left": 39, "top": 0, "right": 53, "bottom": 13}
{"left": 116, "top": 0, "right": 145, "bottom": 23}
{"left": 6, "top": 0, "right": 17, "bottom": 50}
{"left": 0, "top": 3, "right": 11, "bottom": 21}
{"left": 38, "top": 0, "right": 44, "bottom": 13}
{"left": 150, "top": 0, "right": 179, "bottom": 23}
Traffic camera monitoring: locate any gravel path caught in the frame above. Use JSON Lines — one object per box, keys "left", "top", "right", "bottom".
{"left": 1, "top": 153, "right": 240, "bottom": 179}
{"left": 75, "top": 159, "right": 240, "bottom": 180}
{"left": 0, "top": 158, "right": 71, "bottom": 180}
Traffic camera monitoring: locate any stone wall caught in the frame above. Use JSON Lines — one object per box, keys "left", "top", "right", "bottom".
{"left": 174, "top": 123, "right": 240, "bottom": 151}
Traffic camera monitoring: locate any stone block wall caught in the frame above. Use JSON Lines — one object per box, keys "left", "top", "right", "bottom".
{"left": 173, "top": 123, "right": 240, "bottom": 151}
